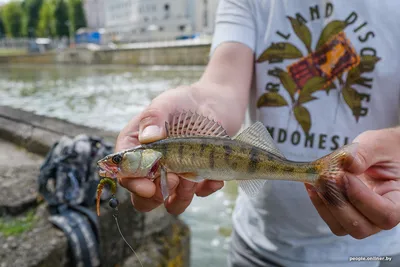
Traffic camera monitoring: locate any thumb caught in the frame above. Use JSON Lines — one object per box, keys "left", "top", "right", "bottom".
{"left": 345, "top": 142, "right": 374, "bottom": 175}
{"left": 138, "top": 104, "right": 171, "bottom": 144}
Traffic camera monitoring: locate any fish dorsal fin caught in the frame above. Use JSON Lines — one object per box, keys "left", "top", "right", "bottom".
{"left": 233, "top": 122, "right": 285, "bottom": 158}
{"left": 165, "top": 111, "right": 230, "bottom": 138}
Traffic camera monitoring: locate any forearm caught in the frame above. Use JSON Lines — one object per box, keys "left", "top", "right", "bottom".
{"left": 191, "top": 42, "right": 254, "bottom": 135}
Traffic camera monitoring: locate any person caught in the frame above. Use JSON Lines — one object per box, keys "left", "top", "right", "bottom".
{"left": 115, "top": 0, "right": 400, "bottom": 266}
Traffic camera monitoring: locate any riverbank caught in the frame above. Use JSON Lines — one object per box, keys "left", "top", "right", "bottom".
{"left": 0, "top": 64, "right": 236, "bottom": 267}
{"left": 0, "top": 105, "right": 190, "bottom": 267}
{"left": 0, "top": 40, "right": 212, "bottom": 66}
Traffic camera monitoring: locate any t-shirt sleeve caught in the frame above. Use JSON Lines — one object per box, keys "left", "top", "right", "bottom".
{"left": 210, "top": 0, "right": 256, "bottom": 54}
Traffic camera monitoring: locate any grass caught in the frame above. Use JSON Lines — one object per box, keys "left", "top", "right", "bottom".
{"left": 0, "top": 209, "right": 37, "bottom": 237}
{"left": 0, "top": 48, "right": 27, "bottom": 56}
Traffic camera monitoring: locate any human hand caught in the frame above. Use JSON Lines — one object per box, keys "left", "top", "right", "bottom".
{"left": 115, "top": 86, "right": 225, "bottom": 215}
{"left": 306, "top": 127, "right": 400, "bottom": 239}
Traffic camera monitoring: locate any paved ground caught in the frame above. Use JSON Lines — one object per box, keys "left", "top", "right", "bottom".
{"left": 0, "top": 139, "right": 43, "bottom": 167}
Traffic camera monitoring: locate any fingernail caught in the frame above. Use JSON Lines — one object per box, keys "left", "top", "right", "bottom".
{"left": 140, "top": 125, "right": 162, "bottom": 142}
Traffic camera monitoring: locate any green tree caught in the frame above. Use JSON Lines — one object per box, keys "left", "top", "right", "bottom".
{"left": 54, "top": 0, "right": 69, "bottom": 37}
{"left": 0, "top": 14, "right": 5, "bottom": 38}
{"left": 36, "top": 0, "right": 56, "bottom": 37}
{"left": 72, "top": 0, "right": 86, "bottom": 30}
{"left": 22, "top": 0, "right": 44, "bottom": 37}
{"left": 68, "top": 0, "right": 86, "bottom": 31}
{"left": 1, "top": 1, "right": 24, "bottom": 37}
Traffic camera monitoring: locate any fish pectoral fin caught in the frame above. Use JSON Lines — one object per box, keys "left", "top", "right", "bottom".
{"left": 179, "top": 172, "right": 205, "bottom": 183}
{"left": 233, "top": 122, "right": 285, "bottom": 159}
{"left": 160, "top": 166, "right": 169, "bottom": 201}
{"left": 237, "top": 179, "right": 267, "bottom": 197}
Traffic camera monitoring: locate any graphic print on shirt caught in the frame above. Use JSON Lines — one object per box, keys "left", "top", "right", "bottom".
{"left": 256, "top": 3, "right": 381, "bottom": 136}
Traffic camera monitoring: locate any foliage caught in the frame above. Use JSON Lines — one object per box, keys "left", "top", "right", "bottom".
{"left": 0, "top": 209, "right": 37, "bottom": 237}
{"left": 54, "top": 0, "right": 69, "bottom": 37}
{"left": 0, "top": 14, "right": 5, "bottom": 37}
{"left": 68, "top": 0, "right": 86, "bottom": 31}
{"left": 36, "top": 0, "right": 56, "bottom": 37}
{"left": 0, "top": 0, "right": 87, "bottom": 38}
{"left": 22, "top": 0, "right": 44, "bottom": 37}
{"left": 0, "top": 1, "right": 24, "bottom": 37}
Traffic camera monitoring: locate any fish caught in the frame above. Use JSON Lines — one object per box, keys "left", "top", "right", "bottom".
{"left": 96, "top": 111, "right": 357, "bottom": 215}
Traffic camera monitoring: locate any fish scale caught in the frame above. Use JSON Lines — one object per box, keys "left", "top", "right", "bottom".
{"left": 146, "top": 137, "right": 319, "bottom": 183}
{"left": 97, "top": 111, "right": 359, "bottom": 214}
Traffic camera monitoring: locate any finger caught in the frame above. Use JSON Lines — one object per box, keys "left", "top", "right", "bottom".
{"left": 320, "top": 175, "right": 381, "bottom": 239}
{"left": 127, "top": 175, "right": 180, "bottom": 212}
{"left": 165, "top": 178, "right": 197, "bottom": 215}
{"left": 195, "top": 180, "right": 224, "bottom": 197}
{"left": 151, "top": 173, "right": 180, "bottom": 202}
{"left": 116, "top": 116, "right": 141, "bottom": 151}
{"left": 305, "top": 184, "right": 347, "bottom": 236}
{"left": 119, "top": 177, "right": 156, "bottom": 198}
{"left": 138, "top": 102, "right": 172, "bottom": 143}
{"left": 345, "top": 143, "right": 374, "bottom": 175}
{"left": 131, "top": 193, "right": 163, "bottom": 212}
{"left": 347, "top": 131, "right": 385, "bottom": 175}
{"left": 346, "top": 174, "right": 400, "bottom": 230}
{"left": 374, "top": 179, "right": 400, "bottom": 196}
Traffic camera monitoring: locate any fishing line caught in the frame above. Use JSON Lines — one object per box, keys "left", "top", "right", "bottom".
{"left": 111, "top": 202, "right": 144, "bottom": 267}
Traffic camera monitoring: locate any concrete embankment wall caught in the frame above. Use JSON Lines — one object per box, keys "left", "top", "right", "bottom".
{"left": 0, "top": 106, "right": 190, "bottom": 267}
{"left": 0, "top": 44, "right": 211, "bottom": 65}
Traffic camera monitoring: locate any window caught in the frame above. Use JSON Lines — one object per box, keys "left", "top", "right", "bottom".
{"left": 144, "top": 17, "right": 149, "bottom": 22}
{"left": 159, "top": 26, "right": 164, "bottom": 31}
{"left": 179, "top": 25, "right": 186, "bottom": 32}
{"left": 164, "top": 4, "right": 170, "bottom": 11}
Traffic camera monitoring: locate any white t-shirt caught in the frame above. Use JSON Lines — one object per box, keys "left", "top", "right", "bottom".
{"left": 211, "top": 1, "right": 400, "bottom": 266}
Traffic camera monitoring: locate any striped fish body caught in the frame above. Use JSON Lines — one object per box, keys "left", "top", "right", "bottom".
{"left": 146, "top": 137, "right": 318, "bottom": 184}
{"left": 97, "top": 111, "right": 358, "bottom": 208}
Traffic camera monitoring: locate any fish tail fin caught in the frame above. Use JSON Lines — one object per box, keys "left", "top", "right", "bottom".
{"left": 312, "top": 143, "right": 358, "bottom": 206}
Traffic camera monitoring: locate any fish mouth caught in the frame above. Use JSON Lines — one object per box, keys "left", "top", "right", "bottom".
{"left": 97, "top": 161, "right": 117, "bottom": 178}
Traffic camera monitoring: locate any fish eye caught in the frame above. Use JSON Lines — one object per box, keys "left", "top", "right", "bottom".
{"left": 112, "top": 154, "right": 123, "bottom": 164}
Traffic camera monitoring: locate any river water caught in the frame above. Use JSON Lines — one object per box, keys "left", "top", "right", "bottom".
{"left": 0, "top": 64, "right": 238, "bottom": 267}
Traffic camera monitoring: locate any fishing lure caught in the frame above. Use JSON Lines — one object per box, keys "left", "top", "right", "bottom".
{"left": 96, "top": 177, "right": 118, "bottom": 216}
{"left": 96, "top": 177, "right": 143, "bottom": 267}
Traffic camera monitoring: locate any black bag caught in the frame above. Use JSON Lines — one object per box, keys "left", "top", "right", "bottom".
{"left": 38, "top": 134, "right": 114, "bottom": 267}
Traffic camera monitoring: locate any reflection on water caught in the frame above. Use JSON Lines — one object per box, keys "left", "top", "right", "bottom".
{"left": 0, "top": 64, "right": 237, "bottom": 267}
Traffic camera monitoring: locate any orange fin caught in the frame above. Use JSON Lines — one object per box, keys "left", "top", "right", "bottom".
{"left": 179, "top": 172, "right": 205, "bottom": 183}
{"left": 165, "top": 110, "right": 230, "bottom": 138}
{"left": 314, "top": 178, "right": 348, "bottom": 206}
{"left": 313, "top": 143, "right": 358, "bottom": 206}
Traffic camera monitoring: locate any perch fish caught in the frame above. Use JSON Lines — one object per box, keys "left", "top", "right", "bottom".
{"left": 96, "top": 111, "right": 357, "bottom": 215}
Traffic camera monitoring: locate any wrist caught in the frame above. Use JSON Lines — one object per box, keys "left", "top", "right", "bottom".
{"left": 189, "top": 82, "right": 247, "bottom": 135}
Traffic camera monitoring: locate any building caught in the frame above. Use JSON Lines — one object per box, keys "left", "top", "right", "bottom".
{"left": 83, "top": 0, "right": 106, "bottom": 29}
{"left": 102, "top": 0, "right": 220, "bottom": 43}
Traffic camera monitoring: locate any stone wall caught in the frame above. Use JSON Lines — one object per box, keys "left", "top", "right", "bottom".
{"left": 0, "top": 106, "right": 190, "bottom": 267}
{"left": 0, "top": 44, "right": 211, "bottom": 66}
{"left": 0, "top": 53, "right": 55, "bottom": 64}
